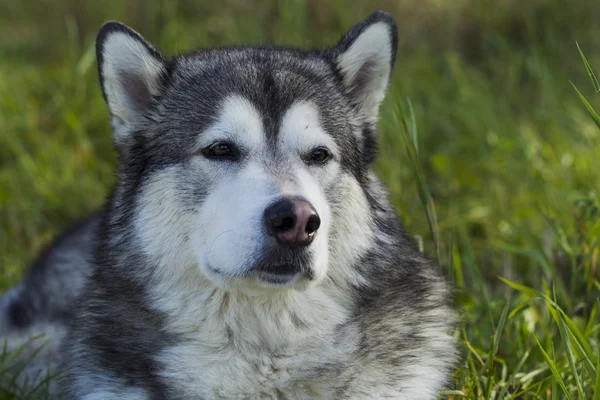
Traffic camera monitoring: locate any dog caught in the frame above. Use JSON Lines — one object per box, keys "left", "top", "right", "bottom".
{"left": 0, "top": 11, "right": 457, "bottom": 399}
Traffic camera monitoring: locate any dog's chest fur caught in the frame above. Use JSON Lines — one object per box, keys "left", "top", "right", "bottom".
{"left": 151, "top": 279, "right": 356, "bottom": 399}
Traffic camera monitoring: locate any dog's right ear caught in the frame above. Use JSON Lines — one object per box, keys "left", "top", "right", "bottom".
{"left": 96, "top": 22, "right": 168, "bottom": 146}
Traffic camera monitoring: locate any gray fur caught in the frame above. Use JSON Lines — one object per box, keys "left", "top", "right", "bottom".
{"left": 0, "top": 213, "right": 99, "bottom": 395}
{"left": 1, "top": 11, "right": 457, "bottom": 399}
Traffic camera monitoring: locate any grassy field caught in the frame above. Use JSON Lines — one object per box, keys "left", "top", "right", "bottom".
{"left": 1, "top": 0, "right": 600, "bottom": 398}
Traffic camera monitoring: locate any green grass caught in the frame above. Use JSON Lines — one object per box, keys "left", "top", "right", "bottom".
{"left": 1, "top": 0, "right": 599, "bottom": 398}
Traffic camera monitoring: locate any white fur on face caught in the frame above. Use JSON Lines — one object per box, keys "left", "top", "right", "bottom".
{"left": 192, "top": 161, "right": 277, "bottom": 283}
{"left": 194, "top": 95, "right": 265, "bottom": 153}
{"left": 133, "top": 166, "right": 197, "bottom": 279}
{"left": 277, "top": 101, "right": 339, "bottom": 168}
{"left": 190, "top": 95, "right": 274, "bottom": 284}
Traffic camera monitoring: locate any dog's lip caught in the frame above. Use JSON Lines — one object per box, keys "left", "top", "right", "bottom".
{"left": 258, "top": 263, "right": 302, "bottom": 275}
{"left": 254, "top": 270, "right": 302, "bottom": 284}
{"left": 206, "top": 263, "right": 313, "bottom": 282}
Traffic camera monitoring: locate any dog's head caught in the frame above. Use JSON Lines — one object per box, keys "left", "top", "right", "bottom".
{"left": 96, "top": 12, "right": 397, "bottom": 291}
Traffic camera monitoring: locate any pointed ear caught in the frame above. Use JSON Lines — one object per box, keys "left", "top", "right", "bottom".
{"left": 330, "top": 11, "right": 398, "bottom": 124}
{"left": 96, "top": 21, "right": 168, "bottom": 146}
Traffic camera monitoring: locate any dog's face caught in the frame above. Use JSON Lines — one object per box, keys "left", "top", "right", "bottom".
{"left": 96, "top": 12, "right": 397, "bottom": 290}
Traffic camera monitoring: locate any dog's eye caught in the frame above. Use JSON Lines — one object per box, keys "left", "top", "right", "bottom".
{"left": 308, "top": 147, "right": 332, "bottom": 164}
{"left": 201, "top": 142, "right": 238, "bottom": 161}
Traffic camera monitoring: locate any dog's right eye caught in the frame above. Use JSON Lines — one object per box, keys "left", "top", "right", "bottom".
{"left": 201, "top": 142, "right": 239, "bottom": 161}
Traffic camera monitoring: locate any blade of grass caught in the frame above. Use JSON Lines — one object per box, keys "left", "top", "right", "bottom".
{"left": 485, "top": 298, "right": 511, "bottom": 371}
{"left": 508, "top": 303, "right": 527, "bottom": 319}
{"left": 554, "top": 305, "right": 585, "bottom": 398}
{"left": 552, "top": 310, "right": 596, "bottom": 377}
{"left": 594, "top": 348, "right": 600, "bottom": 400}
{"left": 584, "top": 301, "right": 598, "bottom": 336}
{"left": 448, "top": 230, "right": 455, "bottom": 285}
{"left": 577, "top": 42, "right": 600, "bottom": 92}
{"left": 498, "top": 277, "right": 540, "bottom": 298}
{"left": 533, "top": 334, "right": 572, "bottom": 400}
{"left": 394, "top": 97, "right": 441, "bottom": 266}
{"left": 484, "top": 298, "right": 510, "bottom": 397}
{"left": 406, "top": 98, "right": 418, "bottom": 157}
{"left": 571, "top": 82, "right": 600, "bottom": 129}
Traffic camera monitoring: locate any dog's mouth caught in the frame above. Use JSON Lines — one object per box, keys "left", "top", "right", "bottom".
{"left": 206, "top": 262, "right": 314, "bottom": 286}
{"left": 255, "top": 270, "right": 301, "bottom": 285}
{"left": 259, "top": 263, "right": 301, "bottom": 276}
{"left": 205, "top": 247, "right": 316, "bottom": 288}
{"left": 253, "top": 263, "right": 313, "bottom": 285}
{"left": 249, "top": 246, "right": 315, "bottom": 284}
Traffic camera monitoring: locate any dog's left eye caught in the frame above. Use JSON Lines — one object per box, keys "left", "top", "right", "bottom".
{"left": 201, "top": 142, "right": 239, "bottom": 161}
{"left": 307, "top": 147, "right": 332, "bottom": 164}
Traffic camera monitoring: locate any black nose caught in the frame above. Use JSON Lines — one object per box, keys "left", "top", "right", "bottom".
{"left": 264, "top": 197, "right": 321, "bottom": 247}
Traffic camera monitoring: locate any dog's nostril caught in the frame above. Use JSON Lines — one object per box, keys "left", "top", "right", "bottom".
{"left": 305, "top": 215, "right": 321, "bottom": 235}
{"left": 273, "top": 215, "right": 296, "bottom": 232}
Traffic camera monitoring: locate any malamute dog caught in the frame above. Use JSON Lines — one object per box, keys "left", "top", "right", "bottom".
{"left": 1, "top": 11, "right": 457, "bottom": 399}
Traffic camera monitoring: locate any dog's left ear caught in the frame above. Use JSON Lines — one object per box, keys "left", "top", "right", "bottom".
{"left": 329, "top": 11, "right": 398, "bottom": 124}
{"left": 96, "top": 21, "right": 169, "bottom": 148}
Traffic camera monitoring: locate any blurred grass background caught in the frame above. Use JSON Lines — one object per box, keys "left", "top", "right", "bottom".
{"left": 0, "top": 0, "right": 599, "bottom": 398}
